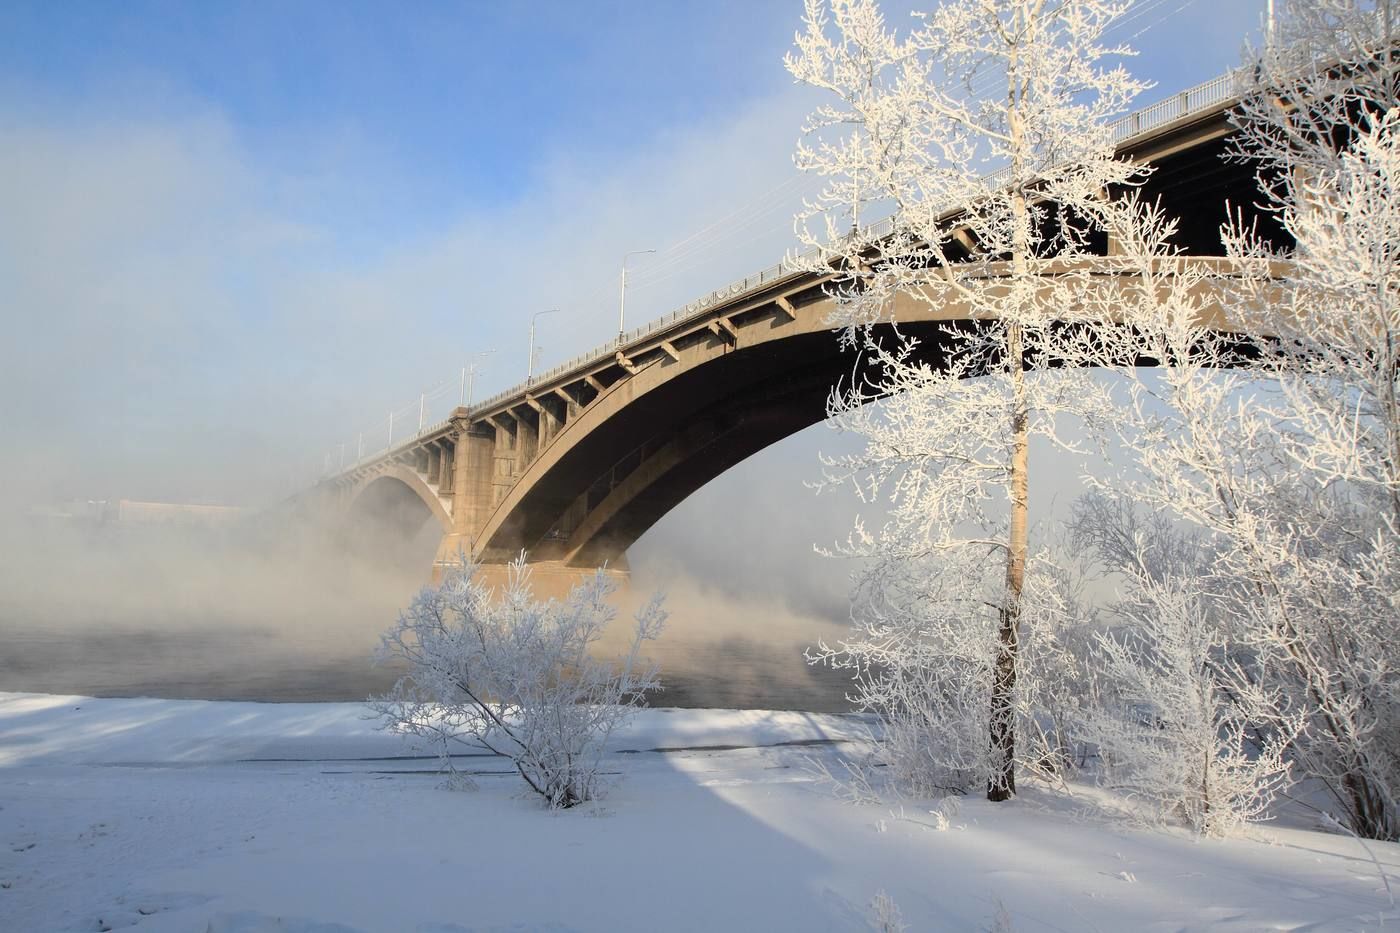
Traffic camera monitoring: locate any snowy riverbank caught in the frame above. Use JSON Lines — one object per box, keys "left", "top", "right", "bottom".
{"left": 1, "top": 691, "right": 1394, "bottom": 932}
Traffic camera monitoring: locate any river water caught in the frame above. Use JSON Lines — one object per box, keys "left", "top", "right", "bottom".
{"left": 0, "top": 517, "right": 856, "bottom": 712}
{"left": 0, "top": 620, "right": 856, "bottom": 711}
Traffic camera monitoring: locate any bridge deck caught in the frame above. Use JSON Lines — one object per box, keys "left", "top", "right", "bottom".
{"left": 324, "top": 66, "right": 1245, "bottom": 483}
{"left": 310, "top": 65, "right": 1260, "bottom": 575}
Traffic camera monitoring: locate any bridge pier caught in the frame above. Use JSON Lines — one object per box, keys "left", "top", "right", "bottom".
{"left": 441, "top": 558, "right": 630, "bottom": 602}
{"left": 431, "top": 413, "right": 493, "bottom": 577}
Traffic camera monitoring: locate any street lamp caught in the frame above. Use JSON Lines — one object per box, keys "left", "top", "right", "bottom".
{"left": 618, "top": 248, "right": 655, "bottom": 340}
{"left": 460, "top": 349, "right": 496, "bottom": 406}
{"left": 528, "top": 309, "right": 560, "bottom": 381}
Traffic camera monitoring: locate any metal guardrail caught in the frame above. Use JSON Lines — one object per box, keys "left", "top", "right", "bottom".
{"left": 322, "top": 64, "right": 1244, "bottom": 482}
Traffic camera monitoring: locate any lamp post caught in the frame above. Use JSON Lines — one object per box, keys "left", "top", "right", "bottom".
{"left": 618, "top": 249, "right": 655, "bottom": 340}
{"left": 528, "top": 309, "right": 560, "bottom": 382}
{"left": 460, "top": 349, "right": 496, "bottom": 407}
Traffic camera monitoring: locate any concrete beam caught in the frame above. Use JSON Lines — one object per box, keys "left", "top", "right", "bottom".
{"left": 952, "top": 227, "right": 982, "bottom": 257}
{"left": 774, "top": 296, "right": 797, "bottom": 320}
{"left": 615, "top": 351, "right": 639, "bottom": 375}
{"left": 707, "top": 319, "right": 737, "bottom": 345}
{"left": 660, "top": 340, "right": 681, "bottom": 362}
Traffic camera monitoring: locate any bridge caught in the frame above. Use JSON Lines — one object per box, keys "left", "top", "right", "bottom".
{"left": 306, "top": 68, "right": 1272, "bottom": 587}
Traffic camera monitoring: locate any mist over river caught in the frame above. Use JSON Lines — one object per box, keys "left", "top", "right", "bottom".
{"left": 0, "top": 512, "right": 856, "bottom": 712}
{"left": 0, "top": 619, "right": 856, "bottom": 711}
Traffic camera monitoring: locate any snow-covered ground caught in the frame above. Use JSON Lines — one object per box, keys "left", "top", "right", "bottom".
{"left": 0, "top": 692, "right": 1394, "bottom": 932}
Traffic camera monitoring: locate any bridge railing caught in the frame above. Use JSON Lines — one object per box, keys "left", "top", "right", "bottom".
{"left": 320, "top": 63, "right": 1246, "bottom": 482}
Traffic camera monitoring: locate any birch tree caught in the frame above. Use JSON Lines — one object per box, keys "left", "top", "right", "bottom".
{"left": 787, "top": 0, "right": 1168, "bottom": 801}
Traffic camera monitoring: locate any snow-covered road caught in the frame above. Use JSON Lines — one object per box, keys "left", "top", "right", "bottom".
{"left": 0, "top": 692, "right": 1394, "bottom": 932}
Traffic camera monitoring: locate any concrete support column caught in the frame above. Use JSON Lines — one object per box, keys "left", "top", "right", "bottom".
{"left": 526, "top": 396, "right": 561, "bottom": 450}
{"left": 492, "top": 417, "right": 518, "bottom": 507}
{"left": 516, "top": 406, "right": 539, "bottom": 469}
{"left": 427, "top": 445, "right": 441, "bottom": 485}
{"left": 434, "top": 410, "right": 497, "bottom": 578}
{"left": 438, "top": 440, "right": 455, "bottom": 495}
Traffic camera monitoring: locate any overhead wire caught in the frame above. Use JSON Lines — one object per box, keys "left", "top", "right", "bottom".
{"left": 625, "top": 174, "right": 820, "bottom": 286}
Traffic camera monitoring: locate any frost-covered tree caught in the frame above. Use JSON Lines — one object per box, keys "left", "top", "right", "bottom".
{"left": 1106, "top": 0, "right": 1400, "bottom": 840}
{"left": 787, "top": 0, "right": 1184, "bottom": 800}
{"left": 373, "top": 555, "right": 666, "bottom": 809}
{"left": 1069, "top": 500, "right": 1296, "bottom": 835}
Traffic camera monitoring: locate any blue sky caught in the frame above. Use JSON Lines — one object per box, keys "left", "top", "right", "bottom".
{"left": 0, "top": 1, "right": 1266, "bottom": 242}
{"left": 0, "top": 0, "right": 1271, "bottom": 513}
{"left": 1, "top": 1, "right": 799, "bottom": 232}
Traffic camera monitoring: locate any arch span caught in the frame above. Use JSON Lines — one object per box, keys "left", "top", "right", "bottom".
{"left": 345, "top": 466, "right": 453, "bottom": 543}
{"left": 306, "top": 78, "right": 1291, "bottom": 581}
{"left": 469, "top": 259, "right": 1249, "bottom": 569}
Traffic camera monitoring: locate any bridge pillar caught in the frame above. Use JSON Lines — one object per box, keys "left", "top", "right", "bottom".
{"left": 433, "top": 410, "right": 497, "bottom": 577}
{"left": 516, "top": 406, "right": 539, "bottom": 469}
{"left": 426, "top": 444, "right": 441, "bottom": 484}
{"left": 438, "top": 441, "right": 454, "bottom": 495}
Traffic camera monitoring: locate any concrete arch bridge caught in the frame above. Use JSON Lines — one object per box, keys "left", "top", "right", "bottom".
{"left": 307, "top": 70, "right": 1282, "bottom": 590}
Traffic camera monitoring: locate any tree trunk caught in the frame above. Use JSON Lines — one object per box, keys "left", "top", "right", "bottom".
{"left": 990, "top": 22, "right": 1031, "bottom": 803}
{"left": 990, "top": 334, "right": 1028, "bottom": 802}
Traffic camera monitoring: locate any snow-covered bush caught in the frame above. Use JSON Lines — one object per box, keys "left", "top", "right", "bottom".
{"left": 372, "top": 554, "right": 666, "bottom": 808}
{"left": 808, "top": 544, "right": 1098, "bottom": 798}
{"left": 1067, "top": 497, "right": 1298, "bottom": 835}
{"left": 1082, "top": 570, "right": 1295, "bottom": 836}
{"left": 868, "top": 890, "right": 907, "bottom": 933}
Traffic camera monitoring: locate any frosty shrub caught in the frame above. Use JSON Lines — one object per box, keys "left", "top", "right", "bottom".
{"left": 809, "top": 547, "right": 1096, "bottom": 798}
{"left": 372, "top": 554, "right": 666, "bottom": 809}
{"left": 868, "top": 890, "right": 907, "bottom": 933}
{"left": 1070, "top": 496, "right": 1297, "bottom": 836}
{"left": 1082, "top": 569, "right": 1296, "bottom": 836}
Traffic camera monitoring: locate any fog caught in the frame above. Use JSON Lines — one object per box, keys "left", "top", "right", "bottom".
{"left": 0, "top": 430, "right": 862, "bottom": 709}
{"left": 0, "top": 406, "right": 1122, "bottom": 710}
{"left": 0, "top": 47, "right": 855, "bottom": 707}
{"left": 0, "top": 2, "right": 1265, "bottom": 708}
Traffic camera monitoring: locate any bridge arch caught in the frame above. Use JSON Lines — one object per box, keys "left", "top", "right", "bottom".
{"left": 470, "top": 260, "right": 1245, "bottom": 570}
{"left": 473, "top": 296, "right": 861, "bottom": 566}
{"left": 345, "top": 465, "right": 453, "bottom": 544}
{"left": 306, "top": 79, "right": 1287, "bottom": 583}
